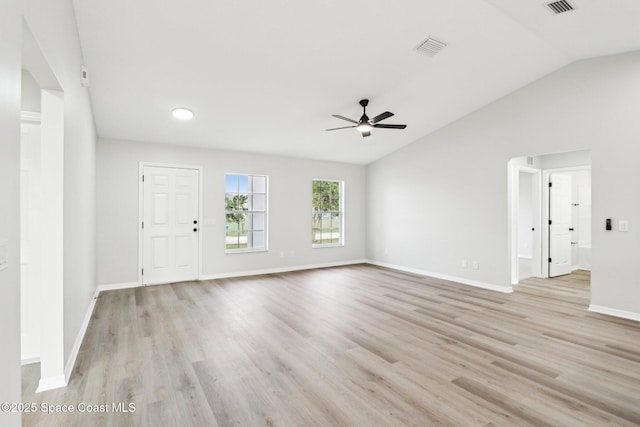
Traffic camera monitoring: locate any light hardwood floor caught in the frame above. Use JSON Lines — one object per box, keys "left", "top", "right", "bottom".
{"left": 22, "top": 265, "right": 640, "bottom": 426}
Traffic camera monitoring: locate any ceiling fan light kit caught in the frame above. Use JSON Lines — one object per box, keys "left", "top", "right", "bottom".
{"left": 356, "top": 122, "right": 372, "bottom": 133}
{"left": 327, "top": 99, "right": 406, "bottom": 138}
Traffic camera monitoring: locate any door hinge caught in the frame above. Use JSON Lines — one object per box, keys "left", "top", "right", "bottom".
{"left": 548, "top": 258, "right": 552, "bottom": 263}
{"left": 142, "top": 175, "right": 145, "bottom": 182}
{"left": 142, "top": 221, "right": 144, "bottom": 229}
{"left": 549, "top": 182, "right": 552, "bottom": 187}
{"left": 549, "top": 220, "right": 552, "bottom": 225}
{"left": 141, "top": 268, "right": 144, "bottom": 275}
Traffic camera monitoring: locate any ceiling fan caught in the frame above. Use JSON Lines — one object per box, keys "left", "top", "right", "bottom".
{"left": 326, "top": 99, "right": 407, "bottom": 138}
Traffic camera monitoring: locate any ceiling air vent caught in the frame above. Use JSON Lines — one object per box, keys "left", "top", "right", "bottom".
{"left": 545, "top": 0, "right": 574, "bottom": 14}
{"left": 415, "top": 37, "right": 447, "bottom": 57}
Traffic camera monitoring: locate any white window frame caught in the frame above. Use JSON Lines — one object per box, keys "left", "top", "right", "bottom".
{"left": 312, "top": 179, "right": 344, "bottom": 248}
{"left": 225, "top": 173, "right": 269, "bottom": 253}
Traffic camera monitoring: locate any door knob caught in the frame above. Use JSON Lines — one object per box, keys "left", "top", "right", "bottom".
{"left": 193, "top": 220, "right": 198, "bottom": 224}
{"left": 193, "top": 228, "right": 198, "bottom": 232}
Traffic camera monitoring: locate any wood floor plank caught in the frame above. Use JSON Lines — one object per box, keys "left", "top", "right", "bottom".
{"left": 22, "top": 266, "right": 640, "bottom": 426}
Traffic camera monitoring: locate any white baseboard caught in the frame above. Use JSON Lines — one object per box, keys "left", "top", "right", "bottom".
{"left": 365, "top": 259, "right": 513, "bottom": 294}
{"left": 21, "top": 357, "right": 40, "bottom": 366}
{"left": 36, "top": 374, "right": 67, "bottom": 393}
{"left": 200, "top": 259, "right": 368, "bottom": 281}
{"left": 64, "top": 287, "right": 100, "bottom": 383}
{"left": 96, "top": 261, "right": 368, "bottom": 291}
{"left": 98, "top": 281, "right": 140, "bottom": 292}
{"left": 572, "top": 266, "right": 591, "bottom": 272}
{"left": 588, "top": 304, "right": 640, "bottom": 322}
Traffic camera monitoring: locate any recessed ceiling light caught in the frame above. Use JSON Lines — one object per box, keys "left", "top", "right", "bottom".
{"left": 172, "top": 108, "right": 194, "bottom": 120}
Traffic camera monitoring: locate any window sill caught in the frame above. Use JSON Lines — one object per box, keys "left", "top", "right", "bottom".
{"left": 225, "top": 248, "right": 268, "bottom": 254}
{"left": 312, "top": 243, "right": 344, "bottom": 249}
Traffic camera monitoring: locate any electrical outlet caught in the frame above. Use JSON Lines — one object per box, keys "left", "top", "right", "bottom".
{"left": 619, "top": 220, "right": 629, "bottom": 232}
{"left": 461, "top": 259, "right": 468, "bottom": 269}
{"left": 472, "top": 260, "right": 479, "bottom": 270}
{"left": 0, "top": 239, "right": 7, "bottom": 271}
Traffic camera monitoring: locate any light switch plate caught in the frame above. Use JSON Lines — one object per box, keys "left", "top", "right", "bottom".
{"left": 0, "top": 239, "right": 8, "bottom": 271}
{"left": 619, "top": 220, "right": 629, "bottom": 232}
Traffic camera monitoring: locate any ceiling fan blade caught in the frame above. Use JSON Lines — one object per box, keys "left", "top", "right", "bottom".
{"left": 371, "top": 111, "right": 394, "bottom": 124}
{"left": 361, "top": 131, "right": 371, "bottom": 138}
{"left": 326, "top": 125, "right": 356, "bottom": 131}
{"left": 332, "top": 114, "right": 358, "bottom": 124}
{"left": 373, "top": 124, "right": 407, "bottom": 129}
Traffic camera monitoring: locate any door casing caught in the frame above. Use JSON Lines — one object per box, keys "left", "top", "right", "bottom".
{"left": 509, "top": 163, "right": 542, "bottom": 285}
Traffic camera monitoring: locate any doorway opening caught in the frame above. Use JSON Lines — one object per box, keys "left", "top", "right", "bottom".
{"left": 508, "top": 150, "right": 591, "bottom": 304}
{"left": 21, "top": 21, "right": 66, "bottom": 392}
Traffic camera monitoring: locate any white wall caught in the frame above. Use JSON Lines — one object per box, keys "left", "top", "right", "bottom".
{"left": 540, "top": 150, "right": 591, "bottom": 170}
{"left": 21, "top": 70, "right": 41, "bottom": 112}
{"left": 22, "top": 0, "right": 98, "bottom": 366}
{"left": 0, "top": 1, "right": 24, "bottom": 424}
{"left": 367, "top": 51, "right": 640, "bottom": 315}
{"left": 97, "top": 139, "right": 367, "bottom": 285}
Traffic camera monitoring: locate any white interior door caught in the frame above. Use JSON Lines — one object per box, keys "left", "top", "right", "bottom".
{"left": 549, "top": 173, "right": 572, "bottom": 277}
{"left": 143, "top": 166, "right": 199, "bottom": 285}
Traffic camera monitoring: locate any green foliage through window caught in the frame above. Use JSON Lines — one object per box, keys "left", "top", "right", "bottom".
{"left": 312, "top": 180, "right": 343, "bottom": 246}
{"left": 225, "top": 174, "right": 267, "bottom": 251}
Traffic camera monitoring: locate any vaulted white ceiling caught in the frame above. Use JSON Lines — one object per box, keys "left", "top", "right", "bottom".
{"left": 73, "top": 0, "right": 640, "bottom": 164}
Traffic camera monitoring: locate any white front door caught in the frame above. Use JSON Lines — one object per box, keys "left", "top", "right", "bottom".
{"left": 142, "top": 166, "right": 199, "bottom": 285}
{"left": 549, "top": 173, "right": 572, "bottom": 277}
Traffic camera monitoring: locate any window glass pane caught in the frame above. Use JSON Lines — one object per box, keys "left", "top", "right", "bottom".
{"left": 252, "top": 176, "right": 266, "bottom": 194}
{"left": 253, "top": 213, "right": 265, "bottom": 231}
{"left": 252, "top": 231, "right": 265, "bottom": 249}
{"left": 321, "top": 228, "right": 330, "bottom": 244}
{"left": 225, "top": 174, "right": 239, "bottom": 193}
{"left": 226, "top": 215, "right": 243, "bottom": 249}
{"left": 252, "top": 194, "right": 266, "bottom": 211}
{"left": 238, "top": 175, "right": 249, "bottom": 193}
{"left": 236, "top": 217, "right": 248, "bottom": 249}
{"left": 312, "top": 228, "right": 321, "bottom": 244}
{"left": 322, "top": 212, "right": 332, "bottom": 228}
{"left": 331, "top": 213, "right": 339, "bottom": 232}
{"left": 331, "top": 214, "right": 341, "bottom": 244}
{"left": 225, "top": 193, "right": 237, "bottom": 210}
{"left": 237, "top": 194, "right": 248, "bottom": 210}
